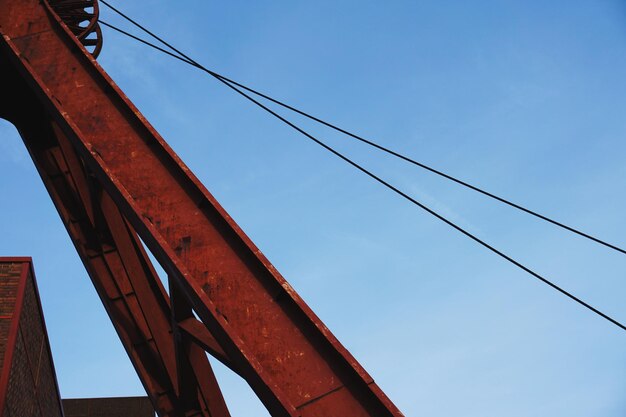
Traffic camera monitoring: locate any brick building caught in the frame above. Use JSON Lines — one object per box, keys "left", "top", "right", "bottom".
{"left": 0, "top": 258, "right": 153, "bottom": 417}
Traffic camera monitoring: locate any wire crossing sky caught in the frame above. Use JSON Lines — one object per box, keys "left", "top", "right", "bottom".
{"left": 100, "top": 0, "right": 626, "bottom": 259}
{"left": 1, "top": 2, "right": 625, "bottom": 417}
{"left": 99, "top": 2, "right": 626, "bottom": 333}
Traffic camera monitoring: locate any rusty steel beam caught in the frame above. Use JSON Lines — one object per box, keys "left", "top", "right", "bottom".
{"left": 0, "top": 1, "right": 404, "bottom": 416}
{"left": 170, "top": 276, "right": 231, "bottom": 417}
{"left": 0, "top": 56, "right": 231, "bottom": 416}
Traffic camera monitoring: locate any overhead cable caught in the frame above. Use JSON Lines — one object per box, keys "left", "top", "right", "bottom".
{"left": 99, "top": 0, "right": 626, "bottom": 258}
{"left": 98, "top": 6, "right": 626, "bottom": 332}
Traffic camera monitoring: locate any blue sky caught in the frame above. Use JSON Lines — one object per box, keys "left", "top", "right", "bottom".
{"left": 1, "top": 1, "right": 625, "bottom": 416}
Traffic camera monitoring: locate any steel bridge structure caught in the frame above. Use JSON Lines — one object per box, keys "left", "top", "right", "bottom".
{"left": 0, "top": 1, "right": 404, "bottom": 416}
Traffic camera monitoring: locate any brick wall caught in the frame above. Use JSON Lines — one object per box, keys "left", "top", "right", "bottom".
{"left": 0, "top": 263, "right": 21, "bottom": 371}
{"left": 0, "top": 258, "right": 64, "bottom": 417}
{"left": 0, "top": 259, "right": 156, "bottom": 417}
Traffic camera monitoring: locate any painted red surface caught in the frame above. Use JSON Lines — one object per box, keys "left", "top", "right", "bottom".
{"left": 0, "top": 1, "right": 404, "bottom": 416}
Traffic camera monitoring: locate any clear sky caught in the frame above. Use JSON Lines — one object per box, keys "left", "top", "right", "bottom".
{"left": 1, "top": 1, "right": 625, "bottom": 416}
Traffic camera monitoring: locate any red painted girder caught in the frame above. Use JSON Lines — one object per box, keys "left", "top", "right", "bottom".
{"left": 0, "top": 1, "right": 404, "bottom": 416}
{"left": 0, "top": 55, "right": 231, "bottom": 416}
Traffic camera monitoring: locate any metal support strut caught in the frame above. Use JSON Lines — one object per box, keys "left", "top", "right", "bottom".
{"left": 0, "top": 1, "right": 404, "bottom": 416}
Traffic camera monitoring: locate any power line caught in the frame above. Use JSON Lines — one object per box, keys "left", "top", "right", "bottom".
{"left": 97, "top": 6, "right": 626, "bottom": 332}
{"left": 99, "top": 1, "right": 626, "bottom": 258}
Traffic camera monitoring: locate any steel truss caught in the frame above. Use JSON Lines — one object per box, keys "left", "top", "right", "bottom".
{"left": 0, "top": 1, "right": 404, "bottom": 416}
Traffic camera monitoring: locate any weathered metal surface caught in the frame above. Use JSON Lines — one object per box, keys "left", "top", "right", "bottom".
{"left": 0, "top": 56, "right": 230, "bottom": 416}
{"left": 48, "top": 0, "right": 103, "bottom": 57}
{"left": 0, "top": 1, "right": 404, "bottom": 416}
{"left": 0, "top": 258, "right": 65, "bottom": 417}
